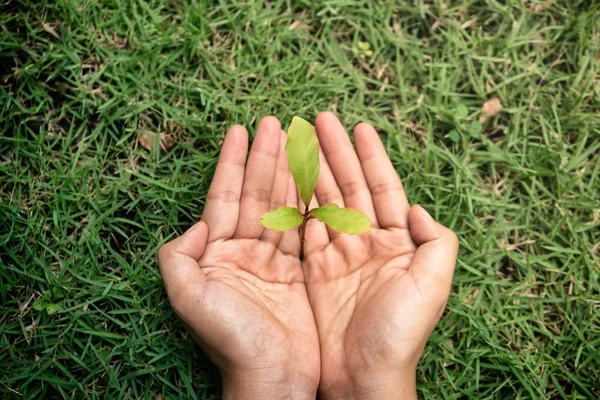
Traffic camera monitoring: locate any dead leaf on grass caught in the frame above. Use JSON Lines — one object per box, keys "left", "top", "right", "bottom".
{"left": 479, "top": 97, "right": 503, "bottom": 123}
{"left": 42, "top": 23, "right": 60, "bottom": 39}
{"left": 527, "top": 2, "right": 545, "bottom": 12}
{"left": 289, "top": 20, "right": 302, "bottom": 30}
{"left": 138, "top": 132, "right": 175, "bottom": 152}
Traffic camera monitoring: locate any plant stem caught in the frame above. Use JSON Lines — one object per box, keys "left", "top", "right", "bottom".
{"left": 299, "top": 209, "right": 310, "bottom": 259}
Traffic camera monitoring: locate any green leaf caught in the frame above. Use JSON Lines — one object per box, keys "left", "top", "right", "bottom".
{"left": 286, "top": 116, "right": 320, "bottom": 207}
{"left": 33, "top": 298, "right": 46, "bottom": 311}
{"left": 446, "top": 130, "right": 460, "bottom": 143}
{"left": 261, "top": 206, "right": 304, "bottom": 231}
{"left": 469, "top": 120, "right": 483, "bottom": 138}
{"left": 310, "top": 203, "right": 371, "bottom": 234}
{"left": 358, "top": 41, "right": 371, "bottom": 50}
{"left": 46, "top": 303, "right": 64, "bottom": 315}
{"left": 456, "top": 104, "right": 469, "bottom": 117}
{"left": 43, "top": 290, "right": 52, "bottom": 300}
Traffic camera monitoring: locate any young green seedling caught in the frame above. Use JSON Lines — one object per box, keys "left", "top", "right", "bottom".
{"left": 261, "top": 116, "right": 371, "bottom": 258}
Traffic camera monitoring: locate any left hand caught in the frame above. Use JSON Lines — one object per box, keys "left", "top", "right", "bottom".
{"left": 158, "top": 117, "right": 320, "bottom": 399}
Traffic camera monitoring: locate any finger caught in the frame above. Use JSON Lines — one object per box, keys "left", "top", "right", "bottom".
{"left": 408, "top": 205, "right": 458, "bottom": 293}
{"left": 300, "top": 192, "right": 329, "bottom": 254}
{"left": 158, "top": 221, "right": 208, "bottom": 296}
{"left": 202, "top": 126, "right": 248, "bottom": 242}
{"left": 261, "top": 130, "right": 289, "bottom": 244}
{"left": 234, "top": 116, "right": 281, "bottom": 239}
{"left": 278, "top": 174, "right": 302, "bottom": 256}
{"left": 354, "top": 122, "right": 411, "bottom": 229}
{"left": 314, "top": 147, "right": 345, "bottom": 239}
{"left": 315, "top": 112, "right": 378, "bottom": 227}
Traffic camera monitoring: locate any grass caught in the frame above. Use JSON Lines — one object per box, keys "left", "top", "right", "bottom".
{"left": 1, "top": 0, "right": 599, "bottom": 398}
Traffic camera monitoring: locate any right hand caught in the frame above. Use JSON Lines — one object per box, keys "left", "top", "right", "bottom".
{"left": 302, "top": 112, "right": 459, "bottom": 399}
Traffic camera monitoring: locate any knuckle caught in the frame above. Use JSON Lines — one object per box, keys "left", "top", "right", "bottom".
{"left": 276, "top": 163, "right": 289, "bottom": 173}
{"left": 369, "top": 181, "right": 403, "bottom": 196}
{"left": 317, "top": 191, "right": 343, "bottom": 206}
{"left": 253, "top": 148, "right": 279, "bottom": 159}
{"left": 207, "top": 189, "right": 240, "bottom": 203}
{"left": 243, "top": 187, "right": 271, "bottom": 202}
{"left": 339, "top": 180, "right": 368, "bottom": 197}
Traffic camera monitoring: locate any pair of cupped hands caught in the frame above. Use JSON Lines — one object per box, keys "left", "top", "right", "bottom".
{"left": 158, "top": 112, "right": 458, "bottom": 399}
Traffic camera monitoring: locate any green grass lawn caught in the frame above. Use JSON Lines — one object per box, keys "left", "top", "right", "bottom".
{"left": 1, "top": 0, "right": 599, "bottom": 398}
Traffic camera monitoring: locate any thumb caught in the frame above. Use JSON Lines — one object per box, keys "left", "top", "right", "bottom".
{"left": 157, "top": 221, "right": 209, "bottom": 293}
{"left": 408, "top": 205, "right": 458, "bottom": 289}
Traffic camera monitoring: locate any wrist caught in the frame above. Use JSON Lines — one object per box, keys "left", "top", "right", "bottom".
{"left": 320, "top": 369, "right": 417, "bottom": 400}
{"left": 221, "top": 369, "right": 318, "bottom": 400}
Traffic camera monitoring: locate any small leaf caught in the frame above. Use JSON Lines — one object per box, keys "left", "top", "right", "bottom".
{"left": 310, "top": 203, "right": 371, "bottom": 234}
{"left": 456, "top": 104, "right": 469, "bottom": 117}
{"left": 261, "top": 206, "right": 304, "bottom": 231}
{"left": 469, "top": 120, "right": 483, "bottom": 138}
{"left": 33, "top": 298, "right": 46, "bottom": 311}
{"left": 358, "top": 41, "right": 371, "bottom": 50}
{"left": 43, "top": 290, "right": 52, "bottom": 300}
{"left": 446, "top": 130, "right": 460, "bottom": 143}
{"left": 46, "top": 303, "right": 64, "bottom": 315}
{"left": 286, "top": 117, "right": 320, "bottom": 207}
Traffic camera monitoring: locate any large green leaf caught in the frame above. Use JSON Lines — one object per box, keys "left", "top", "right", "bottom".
{"left": 286, "top": 116, "right": 320, "bottom": 207}
{"left": 309, "top": 203, "right": 371, "bottom": 234}
{"left": 261, "top": 206, "right": 304, "bottom": 231}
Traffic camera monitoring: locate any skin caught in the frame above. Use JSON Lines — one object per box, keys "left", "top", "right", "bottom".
{"left": 304, "top": 112, "right": 458, "bottom": 399}
{"left": 158, "top": 113, "right": 459, "bottom": 399}
{"left": 158, "top": 117, "right": 320, "bottom": 399}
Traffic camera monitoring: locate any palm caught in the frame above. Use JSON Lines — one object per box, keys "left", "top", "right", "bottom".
{"left": 196, "top": 239, "right": 318, "bottom": 373}
{"left": 305, "top": 228, "right": 440, "bottom": 384}
{"left": 302, "top": 113, "right": 458, "bottom": 393}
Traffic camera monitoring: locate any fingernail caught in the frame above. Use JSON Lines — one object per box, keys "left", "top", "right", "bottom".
{"left": 420, "top": 206, "right": 434, "bottom": 221}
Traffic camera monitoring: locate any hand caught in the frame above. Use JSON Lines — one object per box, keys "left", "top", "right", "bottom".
{"left": 158, "top": 117, "right": 320, "bottom": 399}
{"left": 302, "top": 112, "right": 458, "bottom": 399}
